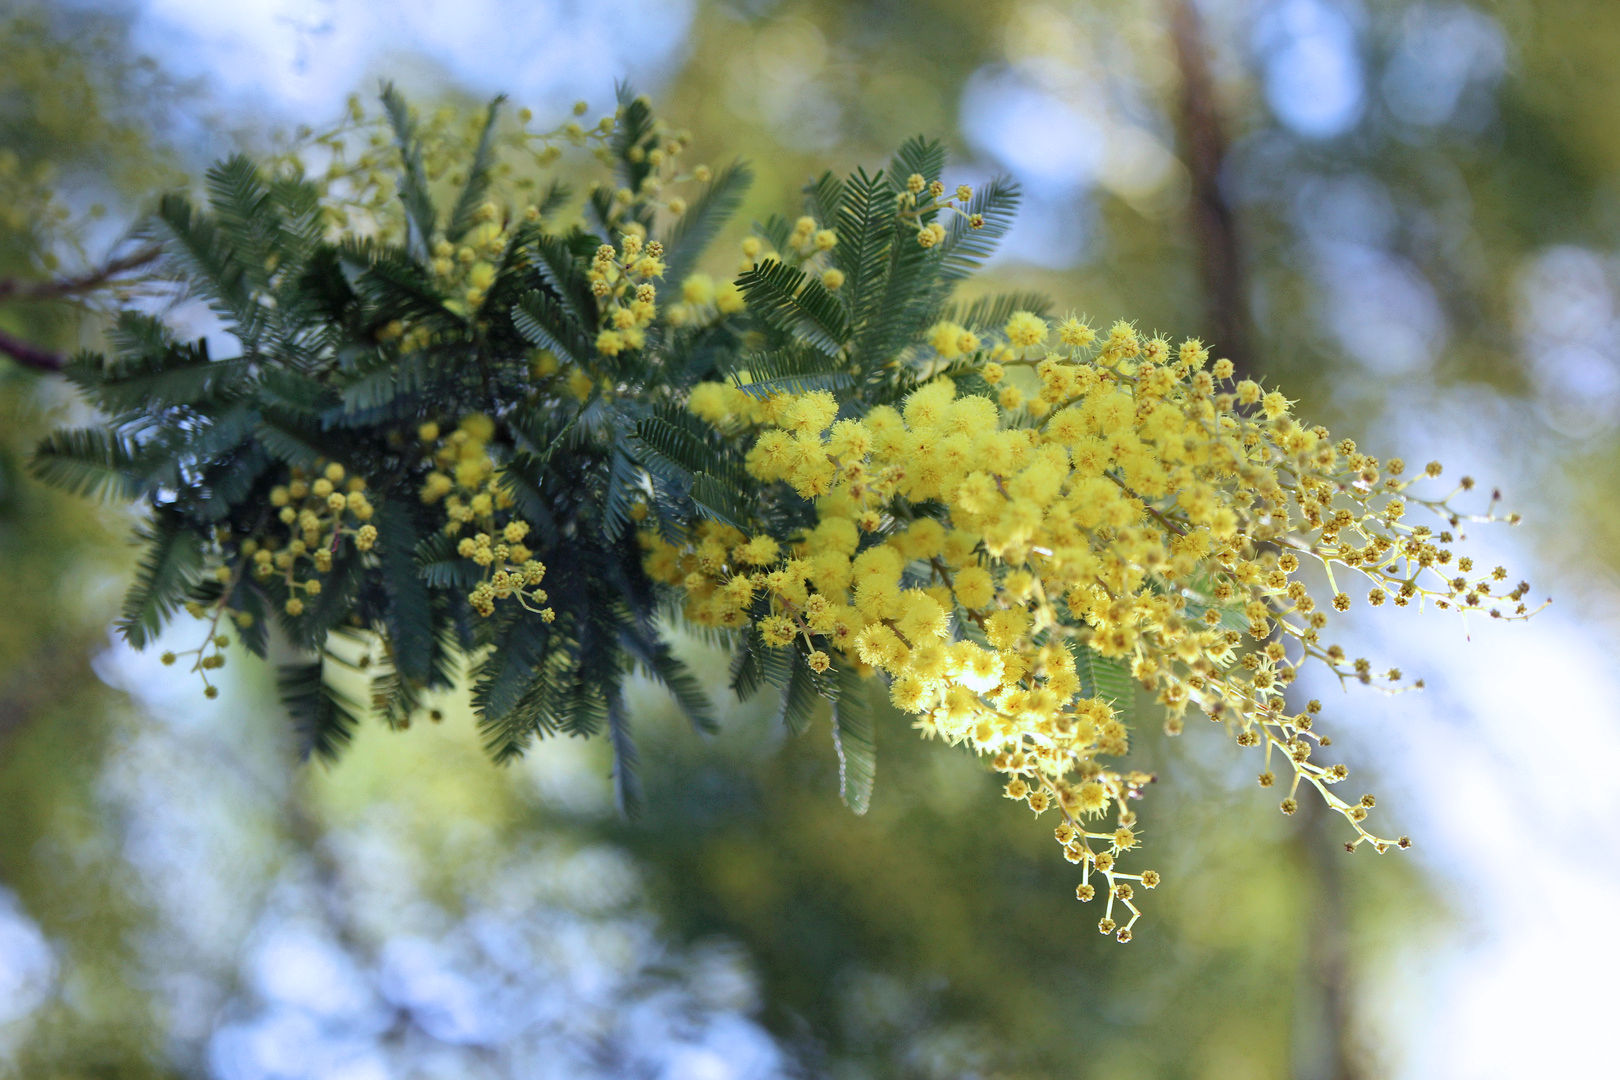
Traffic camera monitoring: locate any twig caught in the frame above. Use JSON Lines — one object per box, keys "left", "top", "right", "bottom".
{"left": 0, "top": 244, "right": 162, "bottom": 304}
{"left": 0, "top": 327, "right": 65, "bottom": 372}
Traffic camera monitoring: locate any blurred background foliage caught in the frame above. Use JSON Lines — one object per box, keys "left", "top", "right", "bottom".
{"left": 0, "top": 0, "right": 1615, "bottom": 1077}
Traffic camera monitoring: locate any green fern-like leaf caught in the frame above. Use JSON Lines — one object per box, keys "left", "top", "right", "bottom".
{"left": 380, "top": 82, "right": 437, "bottom": 261}
{"left": 938, "top": 174, "right": 1020, "bottom": 282}
{"left": 662, "top": 160, "right": 752, "bottom": 284}
{"left": 1073, "top": 642, "right": 1135, "bottom": 721}
{"left": 473, "top": 612, "right": 560, "bottom": 757}
{"left": 153, "top": 192, "right": 257, "bottom": 339}
{"left": 943, "top": 290, "right": 1054, "bottom": 333}
{"left": 831, "top": 663, "right": 876, "bottom": 814}
{"left": 606, "top": 683, "right": 643, "bottom": 818}
{"left": 889, "top": 136, "right": 947, "bottom": 190}
{"left": 621, "top": 626, "right": 718, "bottom": 735}
{"left": 725, "top": 344, "right": 852, "bottom": 399}
{"left": 513, "top": 289, "right": 593, "bottom": 367}
{"left": 30, "top": 428, "right": 149, "bottom": 501}
{"left": 444, "top": 96, "right": 506, "bottom": 242}
{"left": 633, "top": 408, "right": 743, "bottom": 487}
{"left": 777, "top": 650, "right": 820, "bottom": 736}
{"left": 278, "top": 658, "right": 367, "bottom": 763}
{"left": 736, "top": 259, "right": 849, "bottom": 356}
{"left": 118, "top": 514, "right": 204, "bottom": 649}
{"left": 688, "top": 472, "right": 749, "bottom": 530}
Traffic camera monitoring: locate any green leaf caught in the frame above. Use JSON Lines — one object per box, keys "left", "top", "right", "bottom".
{"left": 153, "top": 192, "right": 257, "bottom": 338}
{"left": 204, "top": 154, "right": 277, "bottom": 295}
{"left": 277, "top": 658, "right": 367, "bottom": 763}
{"left": 352, "top": 249, "right": 460, "bottom": 329}
{"left": 118, "top": 514, "right": 203, "bottom": 649}
{"left": 832, "top": 167, "right": 891, "bottom": 314}
{"left": 513, "top": 289, "right": 593, "bottom": 367}
{"left": 725, "top": 345, "right": 852, "bottom": 399}
{"left": 526, "top": 234, "right": 593, "bottom": 330}
{"left": 938, "top": 174, "right": 1020, "bottom": 282}
{"left": 606, "top": 683, "right": 643, "bottom": 819}
{"left": 831, "top": 664, "right": 876, "bottom": 814}
{"left": 621, "top": 628, "right": 717, "bottom": 734}
{"left": 227, "top": 579, "right": 270, "bottom": 659}
{"left": 662, "top": 160, "right": 752, "bottom": 284}
{"left": 600, "top": 444, "right": 642, "bottom": 542}
{"left": 735, "top": 259, "right": 849, "bottom": 355}
{"left": 1072, "top": 643, "right": 1135, "bottom": 720}
{"left": 777, "top": 650, "right": 820, "bottom": 736}
{"left": 443, "top": 96, "right": 506, "bottom": 242}
{"left": 632, "top": 408, "right": 743, "bottom": 487}
{"left": 689, "top": 472, "right": 748, "bottom": 530}
{"left": 606, "top": 85, "right": 657, "bottom": 222}
{"left": 944, "top": 290, "right": 1054, "bottom": 333}
{"left": 374, "top": 499, "right": 436, "bottom": 683}
{"left": 533, "top": 178, "right": 573, "bottom": 219}
{"left": 380, "top": 83, "right": 437, "bottom": 261}
{"left": 889, "top": 136, "right": 946, "bottom": 190}
{"left": 801, "top": 170, "right": 845, "bottom": 230}
{"left": 473, "top": 613, "right": 558, "bottom": 757}
{"left": 30, "top": 427, "right": 148, "bottom": 501}
{"left": 64, "top": 337, "right": 252, "bottom": 413}
{"left": 414, "top": 530, "right": 481, "bottom": 590}
{"left": 253, "top": 415, "right": 328, "bottom": 467}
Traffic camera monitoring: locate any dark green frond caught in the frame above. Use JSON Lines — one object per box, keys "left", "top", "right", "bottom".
{"left": 513, "top": 289, "right": 593, "bottom": 366}
{"left": 944, "top": 290, "right": 1054, "bottom": 333}
{"left": 801, "top": 170, "right": 845, "bottom": 227}
{"left": 204, "top": 154, "right": 277, "bottom": 293}
{"left": 118, "top": 514, "right": 203, "bottom": 649}
{"left": 776, "top": 650, "right": 820, "bottom": 736}
{"left": 606, "top": 684, "right": 643, "bottom": 819}
{"left": 736, "top": 259, "right": 849, "bottom": 355}
{"left": 832, "top": 168, "right": 891, "bottom": 311}
{"left": 414, "top": 530, "right": 481, "bottom": 590}
{"left": 1073, "top": 643, "right": 1135, "bottom": 720}
{"left": 725, "top": 345, "right": 852, "bottom": 399}
{"left": 831, "top": 663, "right": 876, "bottom": 814}
{"left": 621, "top": 627, "right": 717, "bottom": 734}
{"left": 632, "top": 407, "right": 743, "bottom": 487}
{"left": 374, "top": 499, "right": 437, "bottom": 683}
{"left": 64, "top": 332, "right": 251, "bottom": 413}
{"left": 154, "top": 192, "right": 256, "bottom": 335}
{"left": 938, "top": 174, "right": 1020, "bottom": 282}
{"left": 444, "top": 96, "right": 506, "bottom": 242}
{"left": 379, "top": 82, "right": 437, "bottom": 261}
{"left": 663, "top": 160, "right": 752, "bottom": 284}
{"left": 472, "top": 613, "right": 558, "bottom": 758}
{"left": 889, "top": 136, "right": 946, "bottom": 189}
{"left": 30, "top": 427, "right": 149, "bottom": 501}
{"left": 688, "top": 473, "right": 749, "bottom": 530}
{"left": 278, "top": 658, "right": 366, "bottom": 763}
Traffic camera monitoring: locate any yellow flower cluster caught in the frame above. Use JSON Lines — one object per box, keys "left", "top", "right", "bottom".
{"left": 166, "top": 461, "right": 376, "bottom": 698}
{"left": 281, "top": 94, "right": 621, "bottom": 244}
{"left": 664, "top": 271, "right": 746, "bottom": 328}
{"left": 165, "top": 573, "right": 249, "bottom": 701}
{"left": 255, "top": 461, "right": 376, "bottom": 615}
{"left": 427, "top": 199, "right": 515, "bottom": 316}
{"left": 589, "top": 232, "right": 664, "bottom": 357}
{"left": 899, "top": 176, "right": 983, "bottom": 247}
{"left": 417, "top": 414, "right": 553, "bottom": 621}
{"left": 644, "top": 312, "right": 1532, "bottom": 941}
{"left": 734, "top": 215, "right": 841, "bottom": 284}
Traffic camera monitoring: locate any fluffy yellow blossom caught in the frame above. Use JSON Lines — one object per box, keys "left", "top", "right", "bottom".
{"left": 1004, "top": 310, "right": 1048, "bottom": 349}
{"left": 640, "top": 313, "right": 1532, "bottom": 942}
